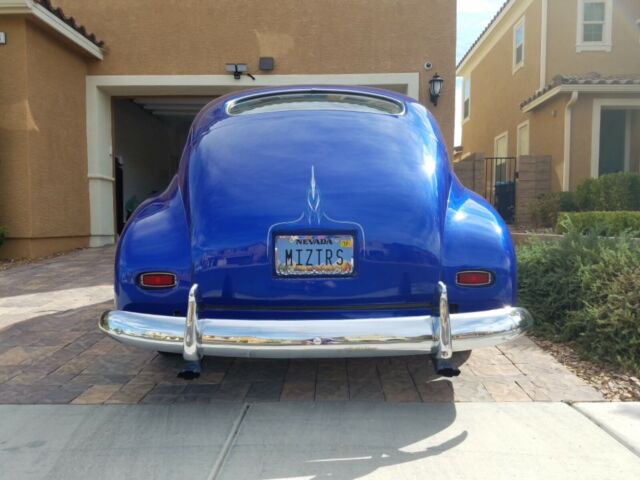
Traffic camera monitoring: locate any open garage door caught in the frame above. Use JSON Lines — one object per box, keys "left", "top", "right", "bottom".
{"left": 112, "top": 96, "right": 214, "bottom": 233}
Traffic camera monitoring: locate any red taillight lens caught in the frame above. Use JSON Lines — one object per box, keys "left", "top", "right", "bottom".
{"left": 456, "top": 270, "right": 493, "bottom": 286}
{"left": 139, "top": 273, "right": 177, "bottom": 288}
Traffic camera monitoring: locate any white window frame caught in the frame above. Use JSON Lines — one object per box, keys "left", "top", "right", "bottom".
{"left": 590, "top": 99, "right": 640, "bottom": 178}
{"left": 494, "top": 131, "right": 509, "bottom": 158}
{"left": 576, "top": 0, "right": 612, "bottom": 52}
{"left": 513, "top": 16, "right": 525, "bottom": 73}
{"left": 517, "top": 120, "right": 530, "bottom": 156}
{"left": 463, "top": 76, "right": 471, "bottom": 123}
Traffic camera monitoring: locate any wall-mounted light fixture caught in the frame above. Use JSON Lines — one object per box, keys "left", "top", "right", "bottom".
{"left": 429, "top": 73, "right": 444, "bottom": 106}
{"left": 226, "top": 63, "right": 251, "bottom": 80}
{"left": 0, "top": 32, "right": 6, "bottom": 45}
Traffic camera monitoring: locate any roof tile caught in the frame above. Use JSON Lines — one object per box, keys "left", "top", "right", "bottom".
{"left": 35, "top": 0, "right": 104, "bottom": 48}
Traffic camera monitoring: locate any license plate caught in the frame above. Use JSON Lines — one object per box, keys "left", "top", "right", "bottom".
{"left": 274, "top": 234, "right": 355, "bottom": 276}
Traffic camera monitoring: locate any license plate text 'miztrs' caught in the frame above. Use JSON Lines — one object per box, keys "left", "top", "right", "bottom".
{"left": 274, "top": 234, "right": 355, "bottom": 276}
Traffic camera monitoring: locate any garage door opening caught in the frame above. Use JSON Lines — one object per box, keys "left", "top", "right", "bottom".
{"left": 112, "top": 96, "right": 215, "bottom": 233}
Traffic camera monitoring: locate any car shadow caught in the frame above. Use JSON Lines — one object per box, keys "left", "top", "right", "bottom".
{"left": 227, "top": 401, "right": 466, "bottom": 480}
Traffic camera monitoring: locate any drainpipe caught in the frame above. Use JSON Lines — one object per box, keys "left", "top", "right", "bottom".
{"left": 563, "top": 92, "right": 579, "bottom": 191}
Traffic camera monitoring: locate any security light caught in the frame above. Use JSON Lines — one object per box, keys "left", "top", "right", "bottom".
{"left": 225, "top": 63, "right": 248, "bottom": 79}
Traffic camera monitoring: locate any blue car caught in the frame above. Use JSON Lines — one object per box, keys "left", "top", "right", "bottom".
{"left": 100, "top": 86, "right": 532, "bottom": 377}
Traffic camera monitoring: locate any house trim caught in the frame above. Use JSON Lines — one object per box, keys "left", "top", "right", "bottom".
{"left": 590, "top": 98, "right": 640, "bottom": 178}
{"left": 0, "top": 0, "right": 103, "bottom": 59}
{"left": 522, "top": 84, "right": 640, "bottom": 112}
{"left": 563, "top": 92, "right": 579, "bottom": 191}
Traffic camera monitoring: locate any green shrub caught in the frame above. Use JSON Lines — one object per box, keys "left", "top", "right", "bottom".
{"left": 518, "top": 225, "right": 640, "bottom": 373}
{"left": 0, "top": 227, "right": 6, "bottom": 248}
{"left": 574, "top": 173, "right": 640, "bottom": 211}
{"left": 527, "top": 192, "right": 578, "bottom": 228}
{"left": 557, "top": 211, "right": 640, "bottom": 236}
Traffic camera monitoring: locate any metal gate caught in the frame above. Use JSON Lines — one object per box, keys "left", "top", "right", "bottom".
{"left": 484, "top": 157, "right": 517, "bottom": 224}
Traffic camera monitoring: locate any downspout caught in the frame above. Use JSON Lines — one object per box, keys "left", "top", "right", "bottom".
{"left": 563, "top": 92, "right": 579, "bottom": 191}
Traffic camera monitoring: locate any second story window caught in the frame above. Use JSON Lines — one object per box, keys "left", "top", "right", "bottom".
{"left": 513, "top": 17, "right": 525, "bottom": 72}
{"left": 463, "top": 78, "right": 471, "bottom": 120}
{"left": 577, "top": 0, "right": 612, "bottom": 52}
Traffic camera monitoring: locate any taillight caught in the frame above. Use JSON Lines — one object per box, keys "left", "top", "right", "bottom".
{"left": 139, "top": 272, "right": 177, "bottom": 288}
{"left": 456, "top": 270, "right": 493, "bottom": 287}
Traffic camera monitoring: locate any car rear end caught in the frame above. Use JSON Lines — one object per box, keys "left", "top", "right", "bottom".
{"left": 100, "top": 87, "right": 532, "bottom": 372}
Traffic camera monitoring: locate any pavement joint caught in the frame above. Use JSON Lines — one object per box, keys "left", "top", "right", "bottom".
{"left": 570, "top": 402, "right": 640, "bottom": 458}
{"left": 207, "top": 403, "right": 250, "bottom": 480}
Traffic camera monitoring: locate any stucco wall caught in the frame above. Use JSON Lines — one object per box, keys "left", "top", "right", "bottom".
{"left": 546, "top": 0, "right": 640, "bottom": 84}
{"left": 460, "top": 0, "right": 541, "bottom": 157}
{"left": 55, "top": 0, "right": 456, "bottom": 147}
{"left": 0, "top": 19, "right": 90, "bottom": 259}
{"left": 0, "top": 17, "right": 31, "bottom": 258}
{"left": 528, "top": 94, "right": 568, "bottom": 192}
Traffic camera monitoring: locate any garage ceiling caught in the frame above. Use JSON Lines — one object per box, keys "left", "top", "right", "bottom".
{"left": 132, "top": 97, "right": 216, "bottom": 118}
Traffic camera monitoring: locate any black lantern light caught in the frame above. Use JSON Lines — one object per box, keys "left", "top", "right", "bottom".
{"left": 429, "top": 73, "right": 444, "bottom": 106}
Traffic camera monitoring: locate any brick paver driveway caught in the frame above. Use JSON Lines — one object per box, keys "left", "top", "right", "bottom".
{"left": 0, "top": 247, "right": 602, "bottom": 404}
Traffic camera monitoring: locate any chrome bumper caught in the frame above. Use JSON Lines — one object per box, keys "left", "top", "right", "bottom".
{"left": 99, "top": 284, "right": 533, "bottom": 359}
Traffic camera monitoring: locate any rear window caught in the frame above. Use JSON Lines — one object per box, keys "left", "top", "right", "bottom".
{"left": 227, "top": 91, "right": 405, "bottom": 116}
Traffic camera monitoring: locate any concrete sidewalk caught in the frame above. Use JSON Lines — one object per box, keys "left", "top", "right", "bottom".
{"left": 1, "top": 402, "right": 639, "bottom": 480}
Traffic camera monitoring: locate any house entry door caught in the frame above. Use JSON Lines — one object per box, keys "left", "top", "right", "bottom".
{"left": 599, "top": 110, "right": 626, "bottom": 175}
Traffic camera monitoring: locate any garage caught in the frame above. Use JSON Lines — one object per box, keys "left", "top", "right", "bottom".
{"left": 112, "top": 96, "right": 214, "bottom": 233}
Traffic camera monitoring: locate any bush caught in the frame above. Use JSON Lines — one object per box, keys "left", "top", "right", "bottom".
{"left": 0, "top": 227, "right": 6, "bottom": 248}
{"left": 574, "top": 173, "right": 640, "bottom": 211}
{"left": 527, "top": 192, "right": 578, "bottom": 228}
{"left": 526, "top": 173, "right": 640, "bottom": 229}
{"left": 518, "top": 225, "right": 640, "bottom": 373}
{"left": 557, "top": 211, "right": 640, "bottom": 236}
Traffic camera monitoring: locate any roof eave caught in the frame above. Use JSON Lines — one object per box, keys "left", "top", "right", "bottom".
{"left": 0, "top": 0, "right": 103, "bottom": 59}
{"left": 456, "top": 0, "right": 516, "bottom": 74}
{"left": 521, "top": 84, "right": 640, "bottom": 112}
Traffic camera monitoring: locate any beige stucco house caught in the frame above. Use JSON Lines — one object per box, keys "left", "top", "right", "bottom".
{"left": 457, "top": 0, "right": 640, "bottom": 193}
{"left": 0, "top": 0, "right": 456, "bottom": 259}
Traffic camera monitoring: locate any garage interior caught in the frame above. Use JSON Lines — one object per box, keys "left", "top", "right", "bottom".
{"left": 112, "top": 97, "right": 215, "bottom": 233}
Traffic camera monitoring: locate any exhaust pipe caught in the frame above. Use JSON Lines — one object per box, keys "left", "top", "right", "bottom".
{"left": 431, "top": 356, "right": 461, "bottom": 377}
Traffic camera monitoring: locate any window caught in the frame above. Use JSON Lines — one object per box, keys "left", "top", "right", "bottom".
{"left": 463, "top": 78, "right": 471, "bottom": 120}
{"left": 577, "top": 0, "right": 612, "bottom": 52}
{"left": 227, "top": 91, "right": 404, "bottom": 116}
{"left": 494, "top": 132, "right": 508, "bottom": 158}
{"left": 517, "top": 121, "right": 530, "bottom": 157}
{"left": 513, "top": 17, "right": 525, "bottom": 72}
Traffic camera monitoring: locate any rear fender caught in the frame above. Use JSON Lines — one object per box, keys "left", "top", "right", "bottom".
{"left": 116, "top": 177, "right": 192, "bottom": 315}
{"left": 441, "top": 179, "right": 517, "bottom": 312}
